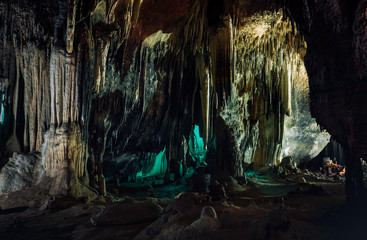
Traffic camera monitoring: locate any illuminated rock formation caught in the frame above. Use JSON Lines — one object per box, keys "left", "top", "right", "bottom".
{"left": 280, "top": 61, "right": 330, "bottom": 163}
{"left": 0, "top": 0, "right": 364, "bottom": 203}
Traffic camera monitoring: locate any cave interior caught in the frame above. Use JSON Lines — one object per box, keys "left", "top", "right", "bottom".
{"left": 0, "top": 0, "right": 367, "bottom": 239}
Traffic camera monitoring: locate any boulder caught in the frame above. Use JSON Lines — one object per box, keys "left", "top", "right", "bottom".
{"left": 190, "top": 206, "right": 221, "bottom": 230}
{"left": 0, "top": 152, "right": 45, "bottom": 195}
{"left": 280, "top": 156, "right": 297, "bottom": 170}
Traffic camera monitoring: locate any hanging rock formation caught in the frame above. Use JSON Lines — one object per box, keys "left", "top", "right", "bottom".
{"left": 0, "top": 0, "right": 361, "bottom": 199}
{"left": 280, "top": 62, "right": 330, "bottom": 163}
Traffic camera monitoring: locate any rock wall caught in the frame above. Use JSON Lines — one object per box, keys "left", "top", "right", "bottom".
{"left": 286, "top": 0, "right": 367, "bottom": 201}
{"left": 0, "top": 0, "right": 89, "bottom": 196}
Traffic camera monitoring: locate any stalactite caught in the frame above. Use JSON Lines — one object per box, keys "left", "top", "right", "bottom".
{"left": 0, "top": 0, "right": 92, "bottom": 197}
{"left": 5, "top": 46, "right": 20, "bottom": 154}
{"left": 66, "top": 0, "right": 77, "bottom": 53}
{"left": 280, "top": 60, "right": 330, "bottom": 163}
{"left": 217, "top": 10, "right": 309, "bottom": 170}
{"left": 49, "top": 49, "right": 77, "bottom": 127}
{"left": 0, "top": 0, "right": 336, "bottom": 197}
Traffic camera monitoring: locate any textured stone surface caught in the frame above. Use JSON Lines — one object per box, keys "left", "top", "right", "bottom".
{"left": 0, "top": 0, "right": 365, "bottom": 200}
{"left": 280, "top": 63, "right": 330, "bottom": 163}
{"left": 221, "top": 10, "right": 307, "bottom": 170}
{"left": 0, "top": 153, "right": 45, "bottom": 195}
{"left": 287, "top": 0, "right": 367, "bottom": 200}
{"left": 293, "top": 0, "right": 367, "bottom": 158}
{"left": 190, "top": 206, "right": 221, "bottom": 230}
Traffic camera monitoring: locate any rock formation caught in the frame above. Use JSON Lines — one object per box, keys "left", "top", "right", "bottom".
{"left": 0, "top": 0, "right": 365, "bottom": 203}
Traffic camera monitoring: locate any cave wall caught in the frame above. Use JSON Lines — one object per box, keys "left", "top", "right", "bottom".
{"left": 285, "top": 0, "right": 367, "bottom": 201}
{"left": 301, "top": 0, "right": 367, "bottom": 158}
{"left": 0, "top": 0, "right": 335, "bottom": 197}
{"left": 0, "top": 0, "right": 91, "bottom": 196}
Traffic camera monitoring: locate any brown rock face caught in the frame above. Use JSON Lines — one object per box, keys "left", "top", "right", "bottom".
{"left": 0, "top": 0, "right": 90, "bottom": 196}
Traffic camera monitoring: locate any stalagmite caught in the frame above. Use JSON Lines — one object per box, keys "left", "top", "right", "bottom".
{"left": 0, "top": 1, "right": 366, "bottom": 239}
{"left": 0, "top": 0, "right": 340, "bottom": 199}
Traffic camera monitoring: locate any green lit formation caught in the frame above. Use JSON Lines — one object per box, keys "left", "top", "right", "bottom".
{"left": 245, "top": 171, "right": 266, "bottom": 179}
{"left": 136, "top": 147, "right": 167, "bottom": 179}
{"left": 189, "top": 125, "right": 207, "bottom": 167}
{"left": 136, "top": 125, "right": 207, "bottom": 182}
{"left": 0, "top": 94, "right": 5, "bottom": 124}
{"left": 133, "top": 125, "right": 206, "bottom": 182}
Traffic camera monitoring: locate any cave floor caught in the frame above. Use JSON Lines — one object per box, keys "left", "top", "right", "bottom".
{"left": 0, "top": 175, "right": 365, "bottom": 240}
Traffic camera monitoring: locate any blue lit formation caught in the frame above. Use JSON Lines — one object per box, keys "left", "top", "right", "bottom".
{"left": 136, "top": 147, "right": 167, "bottom": 180}
{"left": 189, "top": 125, "right": 207, "bottom": 167}
{"left": 245, "top": 171, "right": 266, "bottom": 179}
{"left": 0, "top": 94, "right": 5, "bottom": 124}
{"left": 131, "top": 125, "right": 206, "bottom": 182}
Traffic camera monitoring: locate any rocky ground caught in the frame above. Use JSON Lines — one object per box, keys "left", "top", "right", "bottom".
{"left": 0, "top": 170, "right": 366, "bottom": 240}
